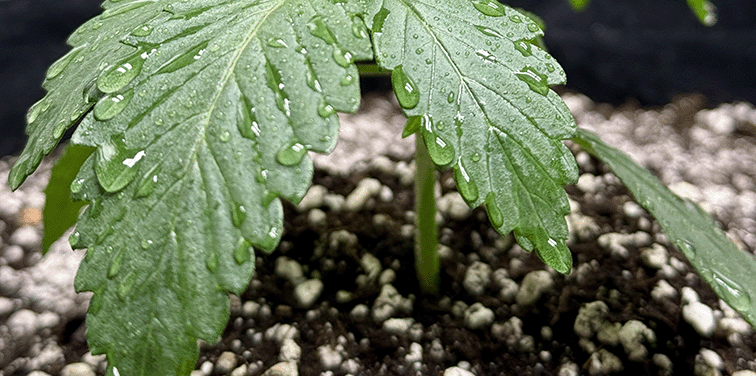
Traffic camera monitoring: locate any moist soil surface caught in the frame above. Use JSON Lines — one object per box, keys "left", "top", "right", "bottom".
{"left": 2, "top": 93, "right": 756, "bottom": 376}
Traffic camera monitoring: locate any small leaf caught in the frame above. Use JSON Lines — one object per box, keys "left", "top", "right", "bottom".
{"left": 366, "top": 0, "right": 577, "bottom": 272}
{"left": 13, "top": 1, "right": 373, "bottom": 375}
{"left": 42, "top": 143, "right": 94, "bottom": 252}
{"left": 574, "top": 128, "right": 756, "bottom": 327}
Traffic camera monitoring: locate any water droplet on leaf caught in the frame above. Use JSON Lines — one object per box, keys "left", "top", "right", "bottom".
{"left": 513, "top": 40, "right": 532, "bottom": 57}
{"left": 474, "top": 25, "right": 504, "bottom": 38}
{"left": 117, "top": 271, "right": 137, "bottom": 302}
{"left": 318, "top": 99, "right": 336, "bottom": 118}
{"left": 134, "top": 164, "right": 160, "bottom": 198}
{"left": 423, "top": 130, "right": 455, "bottom": 166}
{"left": 46, "top": 45, "right": 83, "bottom": 80}
{"left": 107, "top": 247, "right": 126, "bottom": 279}
{"left": 454, "top": 159, "right": 479, "bottom": 202}
{"left": 93, "top": 88, "right": 134, "bottom": 121}
{"left": 485, "top": 192, "right": 504, "bottom": 228}
{"left": 276, "top": 142, "right": 307, "bottom": 166}
{"left": 156, "top": 41, "right": 208, "bottom": 74}
{"left": 515, "top": 66, "right": 549, "bottom": 96}
{"left": 471, "top": 0, "right": 506, "bottom": 17}
{"left": 95, "top": 135, "right": 146, "bottom": 193}
{"left": 98, "top": 49, "right": 150, "bottom": 93}
{"left": 232, "top": 203, "right": 247, "bottom": 227}
{"left": 391, "top": 65, "right": 420, "bottom": 109}
{"left": 206, "top": 251, "right": 219, "bottom": 272}
{"left": 351, "top": 16, "right": 369, "bottom": 39}
{"left": 234, "top": 238, "right": 252, "bottom": 265}
{"left": 69, "top": 231, "right": 81, "bottom": 248}
{"left": 219, "top": 131, "right": 231, "bottom": 142}
{"left": 674, "top": 239, "right": 697, "bottom": 259}
{"left": 711, "top": 271, "right": 752, "bottom": 312}
{"left": 130, "top": 24, "right": 153, "bottom": 37}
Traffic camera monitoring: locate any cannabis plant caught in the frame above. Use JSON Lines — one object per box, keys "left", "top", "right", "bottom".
{"left": 9, "top": 0, "right": 750, "bottom": 375}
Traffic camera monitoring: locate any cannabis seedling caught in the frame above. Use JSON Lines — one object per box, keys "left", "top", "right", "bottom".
{"left": 8, "top": 0, "right": 751, "bottom": 375}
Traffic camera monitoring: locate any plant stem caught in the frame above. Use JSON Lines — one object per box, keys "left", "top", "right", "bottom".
{"left": 414, "top": 134, "right": 439, "bottom": 295}
{"left": 356, "top": 63, "right": 391, "bottom": 77}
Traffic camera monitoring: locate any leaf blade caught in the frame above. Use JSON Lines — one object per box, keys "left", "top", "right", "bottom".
{"left": 574, "top": 128, "right": 756, "bottom": 327}
{"left": 13, "top": 1, "right": 373, "bottom": 375}
{"left": 367, "top": 0, "right": 577, "bottom": 272}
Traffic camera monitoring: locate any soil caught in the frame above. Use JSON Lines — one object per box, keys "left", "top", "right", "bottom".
{"left": 1, "top": 92, "right": 756, "bottom": 376}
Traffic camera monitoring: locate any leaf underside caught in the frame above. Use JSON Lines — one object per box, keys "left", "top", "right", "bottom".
{"left": 42, "top": 143, "right": 93, "bottom": 252}
{"left": 574, "top": 128, "right": 756, "bottom": 327}
{"left": 11, "top": 0, "right": 372, "bottom": 375}
{"left": 365, "top": 0, "right": 578, "bottom": 272}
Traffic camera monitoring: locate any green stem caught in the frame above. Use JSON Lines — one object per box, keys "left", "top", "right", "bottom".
{"left": 414, "top": 134, "right": 439, "bottom": 295}
{"left": 356, "top": 63, "right": 391, "bottom": 77}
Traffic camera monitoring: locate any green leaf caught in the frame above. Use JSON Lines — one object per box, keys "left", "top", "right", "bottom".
{"left": 574, "top": 128, "right": 756, "bottom": 327}
{"left": 686, "top": 0, "right": 717, "bottom": 26}
{"left": 365, "top": 0, "right": 578, "bottom": 273}
{"left": 42, "top": 143, "right": 94, "bottom": 253}
{"left": 567, "top": 0, "right": 590, "bottom": 11}
{"left": 12, "top": 1, "right": 372, "bottom": 375}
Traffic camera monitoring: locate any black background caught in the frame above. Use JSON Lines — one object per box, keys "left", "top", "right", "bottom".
{"left": 1, "top": 0, "right": 755, "bottom": 157}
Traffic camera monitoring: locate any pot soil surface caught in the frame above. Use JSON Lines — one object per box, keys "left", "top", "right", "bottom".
{"left": 1, "top": 92, "right": 756, "bottom": 376}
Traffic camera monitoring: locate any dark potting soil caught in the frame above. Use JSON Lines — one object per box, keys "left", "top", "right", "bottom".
{"left": 192, "top": 157, "right": 756, "bottom": 376}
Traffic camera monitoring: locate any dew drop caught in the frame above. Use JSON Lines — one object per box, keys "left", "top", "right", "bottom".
{"left": 351, "top": 15, "right": 369, "bottom": 39}
{"left": 474, "top": 25, "right": 505, "bottom": 38}
{"left": 206, "top": 251, "right": 219, "bottom": 272}
{"left": 141, "top": 239, "right": 153, "bottom": 250}
{"left": 527, "top": 23, "right": 540, "bottom": 32}
{"left": 340, "top": 74, "right": 355, "bottom": 86}
{"left": 513, "top": 40, "right": 532, "bottom": 57}
{"left": 711, "top": 271, "right": 752, "bottom": 312}
{"left": 318, "top": 99, "right": 336, "bottom": 118}
{"left": 69, "top": 231, "right": 81, "bottom": 248}
{"left": 307, "top": 15, "right": 337, "bottom": 44}
{"left": 26, "top": 99, "right": 49, "bottom": 124}
{"left": 117, "top": 271, "right": 137, "bottom": 302}
{"left": 95, "top": 135, "right": 146, "bottom": 193}
{"left": 234, "top": 238, "right": 253, "bottom": 265}
{"left": 46, "top": 45, "right": 83, "bottom": 80}
{"left": 447, "top": 91, "right": 455, "bottom": 103}
{"left": 674, "top": 239, "right": 697, "bottom": 260}
{"left": 546, "top": 63, "right": 555, "bottom": 73}
{"left": 391, "top": 65, "right": 420, "bottom": 109}
{"left": 93, "top": 88, "right": 134, "bottom": 121}
{"left": 276, "top": 142, "right": 307, "bottom": 166}
{"left": 107, "top": 247, "right": 126, "bottom": 279}
{"left": 485, "top": 192, "right": 504, "bottom": 228}
{"left": 232, "top": 203, "right": 247, "bottom": 227}
{"left": 470, "top": 0, "right": 506, "bottom": 17}
{"left": 267, "top": 38, "right": 289, "bottom": 48}
{"left": 219, "top": 131, "right": 231, "bottom": 142}
{"left": 423, "top": 130, "right": 455, "bottom": 166}
{"left": 454, "top": 159, "right": 479, "bottom": 202}
{"left": 237, "top": 98, "right": 261, "bottom": 139}
{"left": 305, "top": 62, "right": 322, "bottom": 92}
{"left": 471, "top": 152, "right": 481, "bottom": 162}
{"left": 130, "top": 24, "right": 153, "bottom": 37}
{"left": 53, "top": 121, "right": 69, "bottom": 139}
{"left": 156, "top": 40, "right": 208, "bottom": 74}
{"left": 515, "top": 65, "right": 549, "bottom": 96}
{"left": 134, "top": 164, "right": 160, "bottom": 198}
{"left": 332, "top": 47, "right": 353, "bottom": 68}
{"left": 509, "top": 15, "right": 522, "bottom": 23}
{"left": 97, "top": 49, "right": 149, "bottom": 94}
